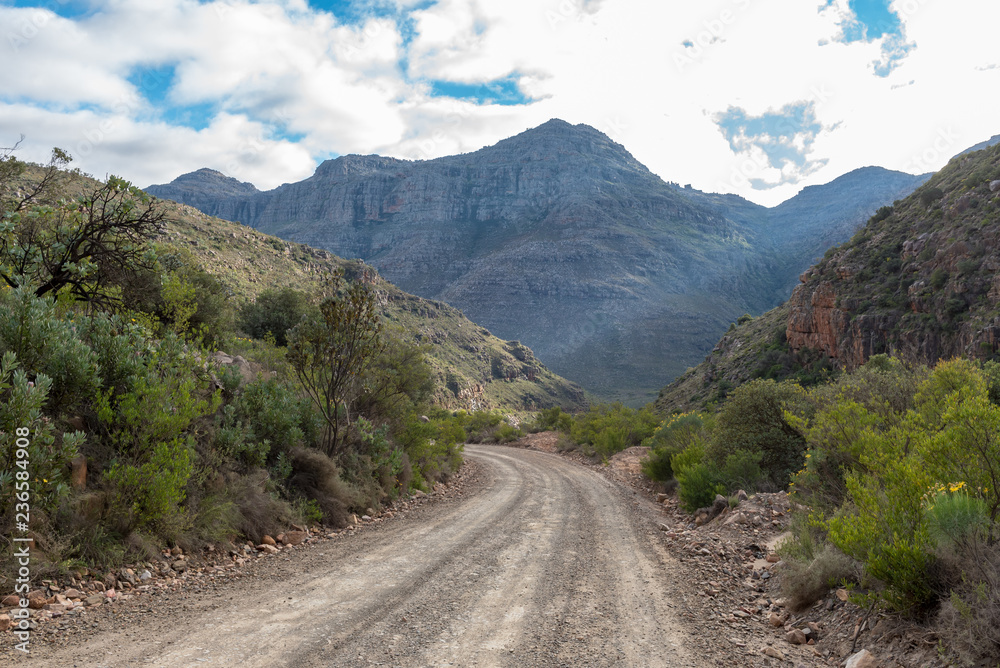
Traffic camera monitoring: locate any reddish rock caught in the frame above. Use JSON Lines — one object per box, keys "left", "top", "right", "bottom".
{"left": 26, "top": 590, "right": 47, "bottom": 609}
{"left": 1, "top": 594, "right": 20, "bottom": 607}
{"left": 785, "top": 629, "right": 807, "bottom": 645}
{"left": 261, "top": 535, "right": 277, "bottom": 546}
{"left": 69, "top": 454, "right": 87, "bottom": 490}
{"left": 283, "top": 531, "right": 308, "bottom": 546}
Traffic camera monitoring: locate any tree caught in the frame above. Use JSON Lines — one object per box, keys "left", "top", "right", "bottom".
{"left": 0, "top": 146, "right": 164, "bottom": 308}
{"left": 287, "top": 269, "right": 386, "bottom": 456}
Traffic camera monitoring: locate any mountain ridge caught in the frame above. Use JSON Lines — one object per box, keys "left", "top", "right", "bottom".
{"left": 146, "top": 119, "right": 931, "bottom": 403}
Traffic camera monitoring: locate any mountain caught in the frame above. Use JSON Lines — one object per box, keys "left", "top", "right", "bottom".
{"left": 155, "top": 200, "right": 587, "bottom": 413}
{"left": 147, "top": 120, "right": 929, "bottom": 404}
{"left": 657, "top": 141, "right": 1000, "bottom": 412}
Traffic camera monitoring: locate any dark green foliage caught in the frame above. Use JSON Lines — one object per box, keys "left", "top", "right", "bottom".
{"left": 641, "top": 412, "right": 707, "bottom": 482}
{"left": 872, "top": 205, "right": 894, "bottom": 223}
{"left": 0, "top": 158, "right": 165, "bottom": 307}
{"left": 709, "top": 379, "right": 808, "bottom": 488}
{"left": 238, "top": 287, "right": 314, "bottom": 347}
{"left": 568, "top": 402, "right": 659, "bottom": 459}
{"left": 287, "top": 269, "right": 386, "bottom": 456}
{"left": 920, "top": 186, "right": 945, "bottom": 206}
{"left": 531, "top": 406, "right": 573, "bottom": 433}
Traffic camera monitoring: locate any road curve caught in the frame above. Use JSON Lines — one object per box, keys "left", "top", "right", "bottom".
{"left": 25, "top": 445, "right": 703, "bottom": 667}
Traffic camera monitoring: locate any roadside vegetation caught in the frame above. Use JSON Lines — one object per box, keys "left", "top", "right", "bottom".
{"left": 526, "top": 353, "right": 1000, "bottom": 664}
{"left": 606, "top": 354, "right": 998, "bottom": 665}
{"left": 0, "top": 148, "right": 473, "bottom": 576}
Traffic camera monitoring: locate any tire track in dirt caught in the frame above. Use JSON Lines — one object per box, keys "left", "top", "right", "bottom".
{"left": 21, "top": 446, "right": 704, "bottom": 667}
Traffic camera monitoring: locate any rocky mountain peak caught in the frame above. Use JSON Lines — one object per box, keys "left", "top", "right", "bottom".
{"left": 313, "top": 154, "right": 408, "bottom": 180}
{"left": 468, "top": 118, "right": 649, "bottom": 174}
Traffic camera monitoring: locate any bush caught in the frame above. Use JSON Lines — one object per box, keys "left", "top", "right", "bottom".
{"left": 569, "top": 403, "right": 659, "bottom": 459}
{"left": 531, "top": 406, "right": 573, "bottom": 433}
{"left": 779, "top": 544, "right": 857, "bottom": 612}
{"left": 709, "top": 379, "right": 808, "bottom": 488}
{"left": 641, "top": 412, "right": 709, "bottom": 482}
{"left": 0, "top": 287, "right": 100, "bottom": 414}
{"left": 671, "top": 443, "right": 724, "bottom": 512}
{"left": 238, "top": 287, "right": 315, "bottom": 347}
{"left": 937, "top": 542, "right": 1000, "bottom": 666}
{"left": 0, "top": 352, "right": 83, "bottom": 518}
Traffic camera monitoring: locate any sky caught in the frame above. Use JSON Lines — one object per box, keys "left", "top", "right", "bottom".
{"left": 1, "top": 0, "right": 998, "bottom": 206}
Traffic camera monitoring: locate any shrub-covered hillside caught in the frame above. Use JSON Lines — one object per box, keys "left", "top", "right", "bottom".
{"left": 657, "top": 141, "right": 1000, "bottom": 413}
{"left": 0, "top": 147, "right": 579, "bottom": 578}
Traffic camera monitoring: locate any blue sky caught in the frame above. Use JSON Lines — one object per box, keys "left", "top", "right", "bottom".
{"left": 1, "top": 0, "right": 997, "bottom": 205}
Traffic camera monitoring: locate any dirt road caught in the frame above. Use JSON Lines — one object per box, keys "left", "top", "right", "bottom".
{"left": 22, "top": 445, "right": 703, "bottom": 667}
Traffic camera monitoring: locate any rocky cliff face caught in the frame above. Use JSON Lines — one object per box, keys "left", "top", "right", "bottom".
{"left": 785, "top": 143, "right": 1000, "bottom": 370}
{"left": 147, "top": 120, "right": 928, "bottom": 403}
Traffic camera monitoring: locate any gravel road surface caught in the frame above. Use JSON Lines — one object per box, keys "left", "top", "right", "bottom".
{"left": 20, "top": 445, "right": 704, "bottom": 667}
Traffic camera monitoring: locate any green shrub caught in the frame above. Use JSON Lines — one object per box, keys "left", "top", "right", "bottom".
{"left": 531, "top": 406, "right": 573, "bottom": 433}
{"left": 238, "top": 287, "right": 315, "bottom": 347}
{"left": 569, "top": 402, "right": 659, "bottom": 458}
{"left": 926, "top": 489, "right": 989, "bottom": 549}
{"left": 671, "top": 443, "right": 724, "bottom": 512}
{"left": 709, "top": 379, "right": 808, "bottom": 488}
{"left": 0, "top": 287, "right": 100, "bottom": 414}
{"left": 642, "top": 412, "right": 712, "bottom": 482}
{"left": 494, "top": 423, "right": 523, "bottom": 443}
{"left": 104, "top": 437, "right": 194, "bottom": 533}
{"left": 0, "top": 352, "right": 83, "bottom": 517}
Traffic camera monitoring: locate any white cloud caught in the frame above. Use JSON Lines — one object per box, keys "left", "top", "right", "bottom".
{"left": 1, "top": 0, "right": 998, "bottom": 206}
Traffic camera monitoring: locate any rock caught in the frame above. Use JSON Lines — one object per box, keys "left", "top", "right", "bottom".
{"left": 785, "top": 629, "right": 808, "bottom": 645}
{"left": 62, "top": 588, "right": 83, "bottom": 599}
{"left": 990, "top": 179, "right": 1000, "bottom": 192}
{"left": 763, "top": 646, "right": 785, "bottom": 660}
{"left": 119, "top": 568, "right": 136, "bottom": 585}
{"left": 105, "top": 588, "right": 116, "bottom": 598}
{"left": 170, "top": 546, "right": 183, "bottom": 557}
{"left": 656, "top": 493, "right": 669, "bottom": 502}
{"left": 283, "top": 530, "right": 308, "bottom": 546}
{"left": 836, "top": 588, "right": 850, "bottom": 601}
{"left": 361, "top": 515, "right": 372, "bottom": 522}
{"left": 27, "top": 590, "right": 47, "bottom": 609}
{"left": 0, "top": 614, "right": 10, "bottom": 631}
{"left": 736, "top": 489, "right": 748, "bottom": 502}
{"left": 658, "top": 523, "right": 670, "bottom": 532}
{"left": 261, "top": 535, "right": 277, "bottom": 546}
{"left": 412, "top": 490, "right": 427, "bottom": 498}
{"left": 70, "top": 454, "right": 88, "bottom": 490}
{"left": 139, "top": 571, "right": 151, "bottom": 582}
{"left": 723, "top": 512, "right": 746, "bottom": 526}
{"left": 419, "top": 415, "right": 430, "bottom": 423}
{"left": 844, "top": 649, "right": 878, "bottom": 668}
{"left": 84, "top": 594, "right": 105, "bottom": 607}
{"left": 257, "top": 544, "right": 279, "bottom": 554}
{"left": 43, "top": 603, "right": 67, "bottom": 613}
{"left": 766, "top": 553, "right": 781, "bottom": 563}
{"left": 171, "top": 560, "right": 188, "bottom": 572}
{"left": 769, "top": 611, "right": 787, "bottom": 627}
{"left": 1, "top": 594, "right": 20, "bottom": 606}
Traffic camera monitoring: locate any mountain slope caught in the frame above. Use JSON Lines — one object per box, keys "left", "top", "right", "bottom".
{"left": 155, "top": 199, "right": 586, "bottom": 413}
{"left": 148, "top": 120, "right": 930, "bottom": 404}
{"left": 657, "top": 142, "right": 1000, "bottom": 413}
